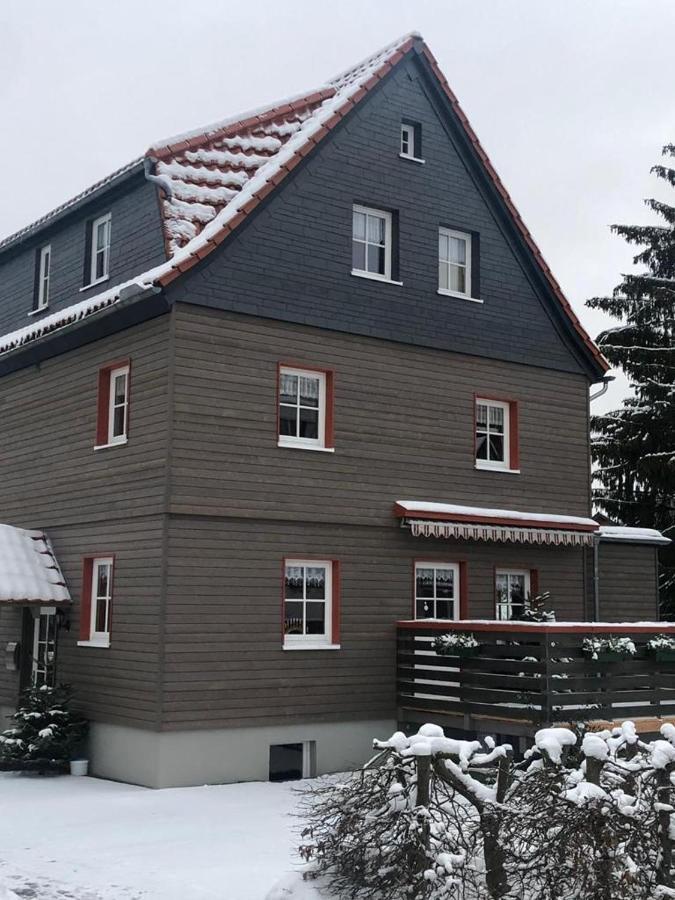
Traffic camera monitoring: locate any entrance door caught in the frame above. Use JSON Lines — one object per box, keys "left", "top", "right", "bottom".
{"left": 31, "top": 607, "right": 57, "bottom": 687}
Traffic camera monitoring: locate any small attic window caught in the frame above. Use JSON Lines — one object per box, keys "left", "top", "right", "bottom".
{"left": 400, "top": 121, "right": 423, "bottom": 163}
{"left": 86, "top": 213, "right": 111, "bottom": 287}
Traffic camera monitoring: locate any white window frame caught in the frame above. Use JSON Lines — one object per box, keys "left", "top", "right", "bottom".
{"left": 351, "top": 204, "right": 393, "bottom": 282}
{"left": 89, "top": 213, "right": 111, "bottom": 286}
{"left": 107, "top": 365, "right": 130, "bottom": 446}
{"left": 475, "top": 398, "right": 511, "bottom": 471}
{"left": 31, "top": 606, "right": 56, "bottom": 687}
{"left": 37, "top": 245, "right": 51, "bottom": 310}
{"left": 88, "top": 557, "right": 113, "bottom": 647}
{"left": 414, "top": 562, "right": 460, "bottom": 621}
{"left": 438, "top": 227, "right": 471, "bottom": 299}
{"left": 400, "top": 123, "right": 414, "bottom": 157}
{"left": 495, "top": 569, "right": 530, "bottom": 621}
{"left": 283, "top": 559, "right": 336, "bottom": 650}
{"left": 278, "top": 366, "right": 327, "bottom": 451}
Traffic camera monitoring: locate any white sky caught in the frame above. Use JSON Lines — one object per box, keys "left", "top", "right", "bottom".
{"left": 1, "top": 0, "right": 673, "bottom": 410}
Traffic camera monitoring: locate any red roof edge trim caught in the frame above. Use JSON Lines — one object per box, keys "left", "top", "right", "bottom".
{"left": 418, "top": 45, "right": 609, "bottom": 375}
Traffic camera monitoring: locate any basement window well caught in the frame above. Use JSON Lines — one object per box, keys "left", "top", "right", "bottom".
{"left": 269, "top": 741, "right": 316, "bottom": 781}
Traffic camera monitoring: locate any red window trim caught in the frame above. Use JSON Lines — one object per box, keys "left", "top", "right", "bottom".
{"left": 79, "top": 553, "right": 116, "bottom": 641}
{"left": 412, "top": 558, "right": 468, "bottom": 620}
{"left": 281, "top": 557, "right": 340, "bottom": 645}
{"left": 96, "top": 358, "right": 131, "bottom": 447}
{"left": 276, "top": 362, "right": 335, "bottom": 449}
{"left": 492, "top": 565, "right": 539, "bottom": 618}
{"left": 473, "top": 393, "right": 519, "bottom": 471}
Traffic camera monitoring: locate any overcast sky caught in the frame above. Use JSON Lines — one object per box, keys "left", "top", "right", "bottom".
{"left": 1, "top": 0, "right": 673, "bottom": 409}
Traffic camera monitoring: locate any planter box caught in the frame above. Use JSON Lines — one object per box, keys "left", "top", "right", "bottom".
{"left": 435, "top": 645, "right": 481, "bottom": 658}
{"left": 652, "top": 648, "right": 675, "bottom": 662}
{"left": 585, "top": 651, "right": 632, "bottom": 663}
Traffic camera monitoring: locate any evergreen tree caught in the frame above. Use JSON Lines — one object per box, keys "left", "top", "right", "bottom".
{"left": 587, "top": 144, "right": 675, "bottom": 615}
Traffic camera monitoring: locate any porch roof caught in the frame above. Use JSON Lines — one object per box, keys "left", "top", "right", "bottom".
{"left": 0, "top": 524, "right": 70, "bottom": 605}
{"left": 394, "top": 500, "right": 599, "bottom": 547}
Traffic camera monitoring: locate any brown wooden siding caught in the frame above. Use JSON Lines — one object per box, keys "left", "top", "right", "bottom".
{"left": 0, "top": 605, "right": 23, "bottom": 710}
{"left": 169, "top": 305, "right": 592, "bottom": 527}
{"left": 160, "top": 515, "right": 586, "bottom": 730}
{"left": 0, "top": 315, "right": 170, "bottom": 528}
{"left": 598, "top": 543, "right": 659, "bottom": 621}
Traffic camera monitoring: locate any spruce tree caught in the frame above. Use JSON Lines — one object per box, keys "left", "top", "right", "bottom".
{"left": 587, "top": 144, "right": 675, "bottom": 615}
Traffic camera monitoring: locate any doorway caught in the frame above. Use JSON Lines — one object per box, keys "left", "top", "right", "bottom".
{"left": 31, "top": 607, "right": 57, "bottom": 687}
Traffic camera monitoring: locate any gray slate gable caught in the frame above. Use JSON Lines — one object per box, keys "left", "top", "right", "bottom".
{"left": 168, "top": 54, "right": 591, "bottom": 377}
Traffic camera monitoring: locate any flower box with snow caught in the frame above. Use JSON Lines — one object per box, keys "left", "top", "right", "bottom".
{"left": 582, "top": 636, "right": 637, "bottom": 662}
{"left": 647, "top": 635, "right": 675, "bottom": 661}
{"left": 433, "top": 632, "right": 481, "bottom": 657}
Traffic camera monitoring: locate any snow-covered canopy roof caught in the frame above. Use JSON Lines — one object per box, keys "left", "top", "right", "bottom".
{"left": 0, "top": 524, "right": 70, "bottom": 605}
{"left": 0, "top": 33, "right": 609, "bottom": 376}
{"left": 598, "top": 525, "right": 671, "bottom": 546}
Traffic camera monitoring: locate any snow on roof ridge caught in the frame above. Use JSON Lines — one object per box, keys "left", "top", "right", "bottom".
{"left": 327, "top": 31, "right": 421, "bottom": 87}
{"left": 598, "top": 525, "right": 671, "bottom": 545}
{"left": 0, "top": 523, "right": 70, "bottom": 604}
{"left": 396, "top": 500, "right": 598, "bottom": 528}
{"left": 0, "top": 157, "right": 143, "bottom": 254}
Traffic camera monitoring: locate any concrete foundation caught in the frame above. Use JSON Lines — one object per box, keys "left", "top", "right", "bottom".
{"left": 88, "top": 717, "right": 397, "bottom": 788}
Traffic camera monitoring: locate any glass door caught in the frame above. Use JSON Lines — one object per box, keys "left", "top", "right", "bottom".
{"left": 31, "top": 607, "right": 57, "bottom": 687}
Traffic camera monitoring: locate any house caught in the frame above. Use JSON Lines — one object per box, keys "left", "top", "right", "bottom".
{"left": 0, "top": 34, "right": 670, "bottom": 787}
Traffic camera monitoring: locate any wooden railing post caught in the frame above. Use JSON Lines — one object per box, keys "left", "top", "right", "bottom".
{"left": 543, "top": 631, "right": 553, "bottom": 724}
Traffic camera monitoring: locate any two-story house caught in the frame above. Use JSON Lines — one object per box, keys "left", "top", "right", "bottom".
{"left": 0, "top": 34, "right": 669, "bottom": 787}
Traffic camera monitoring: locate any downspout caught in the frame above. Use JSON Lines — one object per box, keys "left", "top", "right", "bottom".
{"left": 143, "top": 157, "right": 173, "bottom": 199}
{"left": 589, "top": 375, "right": 615, "bottom": 620}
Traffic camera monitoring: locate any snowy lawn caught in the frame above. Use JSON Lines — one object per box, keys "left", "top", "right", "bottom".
{"left": 0, "top": 772, "right": 324, "bottom": 900}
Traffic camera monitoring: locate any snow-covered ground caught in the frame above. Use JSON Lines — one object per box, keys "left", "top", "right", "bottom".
{"left": 0, "top": 772, "right": 323, "bottom": 900}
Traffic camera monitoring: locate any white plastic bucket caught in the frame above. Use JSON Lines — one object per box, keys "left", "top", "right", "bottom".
{"left": 69, "top": 759, "right": 89, "bottom": 776}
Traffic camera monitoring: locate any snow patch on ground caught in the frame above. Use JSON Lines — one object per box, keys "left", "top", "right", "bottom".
{"left": 0, "top": 772, "right": 312, "bottom": 899}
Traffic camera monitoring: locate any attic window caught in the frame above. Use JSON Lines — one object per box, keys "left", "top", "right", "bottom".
{"left": 88, "top": 213, "right": 111, "bottom": 286}
{"left": 35, "top": 244, "right": 51, "bottom": 311}
{"left": 400, "top": 121, "right": 423, "bottom": 162}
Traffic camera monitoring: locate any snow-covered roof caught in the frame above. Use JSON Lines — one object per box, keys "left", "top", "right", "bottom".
{"left": 0, "top": 33, "right": 610, "bottom": 375}
{"left": 395, "top": 500, "right": 598, "bottom": 530}
{"left": 0, "top": 524, "right": 70, "bottom": 604}
{"left": 598, "top": 525, "right": 671, "bottom": 546}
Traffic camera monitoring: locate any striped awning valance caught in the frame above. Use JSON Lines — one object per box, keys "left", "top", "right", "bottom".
{"left": 406, "top": 519, "right": 595, "bottom": 547}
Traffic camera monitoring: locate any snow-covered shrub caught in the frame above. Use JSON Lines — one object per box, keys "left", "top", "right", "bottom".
{"left": 0, "top": 684, "right": 88, "bottom": 773}
{"left": 519, "top": 590, "right": 555, "bottom": 623}
{"left": 299, "top": 721, "right": 675, "bottom": 899}
{"left": 582, "top": 636, "right": 637, "bottom": 659}
{"left": 648, "top": 634, "right": 675, "bottom": 650}
{"left": 433, "top": 632, "right": 480, "bottom": 656}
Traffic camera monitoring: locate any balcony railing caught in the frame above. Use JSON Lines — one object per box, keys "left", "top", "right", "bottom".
{"left": 397, "top": 620, "right": 675, "bottom": 734}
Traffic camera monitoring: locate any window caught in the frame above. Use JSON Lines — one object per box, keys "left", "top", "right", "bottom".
{"left": 283, "top": 560, "right": 339, "bottom": 648}
{"left": 439, "top": 228, "right": 471, "bottom": 297}
{"left": 78, "top": 556, "right": 113, "bottom": 647}
{"left": 495, "top": 570, "right": 530, "bottom": 621}
{"left": 415, "top": 562, "right": 460, "bottom": 620}
{"left": 278, "top": 366, "right": 332, "bottom": 450}
{"left": 352, "top": 205, "right": 392, "bottom": 281}
{"left": 475, "top": 397, "right": 519, "bottom": 472}
{"left": 35, "top": 245, "right": 51, "bottom": 311}
{"left": 95, "top": 360, "right": 130, "bottom": 448}
{"left": 269, "top": 741, "right": 316, "bottom": 781}
{"left": 400, "top": 121, "right": 422, "bottom": 161}
{"left": 89, "top": 213, "right": 111, "bottom": 285}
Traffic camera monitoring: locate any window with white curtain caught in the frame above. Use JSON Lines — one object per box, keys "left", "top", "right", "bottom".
{"left": 439, "top": 228, "right": 471, "bottom": 297}
{"left": 352, "top": 205, "right": 392, "bottom": 280}
{"left": 283, "top": 560, "right": 332, "bottom": 646}
{"left": 278, "top": 367, "right": 326, "bottom": 449}
{"left": 414, "top": 562, "right": 460, "bottom": 620}
{"left": 495, "top": 570, "right": 530, "bottom": 620}
{"left": 475, "top": 398, "right": 510, "bottom": 470}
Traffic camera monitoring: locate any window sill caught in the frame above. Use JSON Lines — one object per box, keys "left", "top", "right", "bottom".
{"left": 399, "top": 153, "right": 425, "bottom": 164}
{"left": 277, "top": 440, "right": 335, "bottom": 453}
{"left": 351, "top": 270, "right": 403, "bottom": 286}
{"left": 28, "top": 306, "right": 49, "bottom": 317}
{"left": 283, "top": 643, "right": 341, "bottom": 651}
{"left": 77, "top": 638, "right": 110, "bottom": 648}
{"left": 437, "top": 289, "right": 484, "bottom": 304}
{"left": 94, "top": 438, "right": 128, "bottom": 451}
{"left": 80, "top": 275, "right": 109, "bottom": 292}
{"left": 474, "top": 463, "right": 521, "bottom": 475}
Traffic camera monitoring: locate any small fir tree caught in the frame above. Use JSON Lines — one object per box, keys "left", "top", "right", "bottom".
{"left": 0, "top": 684, "right": 88, "bottom": 773}
{"left": 586, "top": 143, "right": 675, "bottom": 615}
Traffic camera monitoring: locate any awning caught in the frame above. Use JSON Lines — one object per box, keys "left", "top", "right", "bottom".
{"left": 395, "top": 501, "right": 599, "bottom": 547}
{"left": 0, "top": 524, "right": 71, "bottom": 605}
